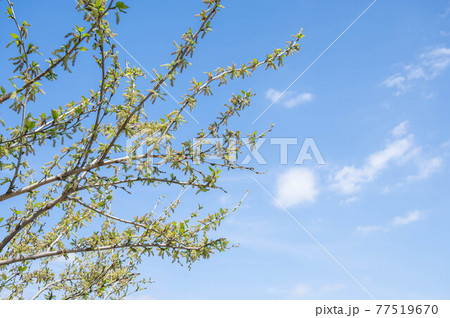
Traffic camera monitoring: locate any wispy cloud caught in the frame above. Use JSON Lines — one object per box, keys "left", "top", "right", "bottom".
{"left": 268, "top": 282, "right": 346, "bottom": 299}
{"left": 391, "top": 121, "right": 408, "bottom": 138}
{"left": 382, "top": 46, "right": 450, "bottom": 95}
{"left": 392, "top": 210, "right": 423, "bottom": 226}
{"left": 440, "top": 1, "right": 450, "bottom": 17}
{"left": 266, "top": 88, "right": 314, "bottom": 108}
{"left": 220, "top": 194, "right": 231, "bottom": 205}
{"left": 355, "top": 225, "right": 388, "bottom": 234}
{"left": 331, "top": 122, "right": 443, "bottom": 195}
{"left": 331, "top": 125, "right": 415, "bottom": 194}
{"left": 291, "top": 283, "right": 311, "bottom": 297}
{"left": 321, "top": 283, "right": 346, "bottom": 293}
{"left": 339, "top": 196, "right": 359, "bottom": 205}
{"left": 53, "top": 254, "right": 76, "bottom": 265}
{"left": 406, "top": 157, "right": 443, "bottom": 181}
{"left": 275, "top": 167, "right": 318, "bottom": 208}
{"left": 383, "top": 75, "right": 409, "bottom": 95}
{"left": 356, "top": 210, "right": 425, "bottom": 235}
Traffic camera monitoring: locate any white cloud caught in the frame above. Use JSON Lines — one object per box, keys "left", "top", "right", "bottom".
{"left": 220, "top": 194, "right": 231, "bottom": 205}
{"left": 275, "top": 167, "right": 318, "bottom": 208}
{"left": 284, "top": 93, "right": 314, "bottom": 108}
{"left": 420, "top": 47, "right": 450, "bottom": 77}
{"left": 392, "top": 210, "right": 423, "bottom": 226}
{"left": 331, "top": 135, "right": 415, "bottom": 194}
{"left": 356, "top": 210, "right": 425, "bottom": 235}
{"left": 382, "top": 74, "right": 408, "bottom": 95}
{"left": 355, "top": 225, "right": 388, "bottom": 235}
{"left": 321, "top": 284, "right": 346, "bottom": 293}
{"left": 265, "top": 88, "right": 283, "bottom": 102}
{"left": 291, "top": 283, "right": 311, "bottom": 297}
{"left": 331, "top": 122, "right": 443, "bottom": 195}
{"left": 441, "top": 2, "right": 450, "bottom": 17}
{"left": 391, "top": 121, "right": 408, "bottom": 138}
{"left": 407, "top": 157, "right": 443, "bottom": 181}
{"left": 266, "top": 88, "right": 314, "bottom": 108}
{"left": 54, "top": 254, "right": 76, "bottom": 265}
{"left": 382, "top": 46, "right": 450, "bottom": 95}
{"left": 268, "top": 282, "right": 347, "bottom": 299}
{"left": 339, "top": 196, "right": 359, "bottom": 205}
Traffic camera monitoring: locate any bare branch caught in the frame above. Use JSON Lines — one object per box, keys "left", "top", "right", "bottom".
{"left": 31, "top": 279, "right": 62, "bottom": 300}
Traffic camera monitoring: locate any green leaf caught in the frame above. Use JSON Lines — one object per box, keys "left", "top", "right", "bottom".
{"left": 25, "top": 119, "right": 35, "bottom": 130}
{"left": 79, "top": 47, "right": 88, "bottom": 52}
{"left": 116, "top": 1, "right": 129, "bottom": 10}
{"left": 18, "top": 266, "right": 27, "bottom": 273}
{"left": 10, "top": 33, "right": 19, "bottom": 39}
{"left": 180, "top": 223, "right": 185, "bottom": 234}
{"left": 51, "top": 109, "right": 58, "bottom": 120}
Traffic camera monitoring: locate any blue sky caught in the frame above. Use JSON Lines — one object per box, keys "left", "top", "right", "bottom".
{"left": 1, "top": 0, "right": 450, "bottom": 299}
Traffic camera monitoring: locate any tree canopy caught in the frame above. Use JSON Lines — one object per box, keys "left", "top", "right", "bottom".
{"left": 0, "top": 0, "right": 303, "bottom": 299}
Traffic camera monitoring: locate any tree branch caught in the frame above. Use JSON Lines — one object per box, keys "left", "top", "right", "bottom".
{"left": 0, "top": 4, "right": 112, "bottom": 105}
{"left": 31, "top": 279, "right": 62, "bottom": 300}
{"left": 0, "top": 240, "right": 220, "bottom": 266}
